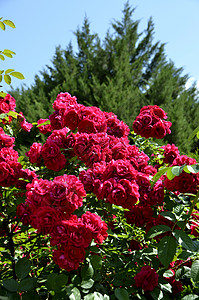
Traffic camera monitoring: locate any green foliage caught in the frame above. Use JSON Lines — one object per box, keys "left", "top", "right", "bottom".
{"left": 0, "top": 18, "right": 24, "bottom": 87}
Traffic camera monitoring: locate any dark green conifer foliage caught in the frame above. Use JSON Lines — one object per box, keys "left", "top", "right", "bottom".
{"left": 11, "top": 1, "right": 199, "bottom": 152}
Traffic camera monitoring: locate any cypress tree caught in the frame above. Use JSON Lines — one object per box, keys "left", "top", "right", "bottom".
{"left": 10, "top": 1, "right": 199, "bottom": 153}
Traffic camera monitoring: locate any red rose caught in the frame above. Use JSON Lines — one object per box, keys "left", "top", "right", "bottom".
{"left": 62, "top": 108, "right": 80, "bottom": 131}
{"left": 44, "top": 152, "right": 66, "bottom": 172}
{"left": 125, "top": 204, "right": 153, "bottom": 227}
{"left": 78, "top": 106, "right": 107, "bottom": 134}
{"left": 151, "top": 105, "right": 167, "bottom": 119}
{"left": 50, "top": 174, "right": 86, "bottom": 213}
{"left": 171, "top": 280, "right": 183, "bottom": 294}
{"left": 134, "top": 265, "right": 159, "bottom": 292}
{"left": 81, "top": 211, "right": 108, "bottom": 244}
{"left": 0, "top": 134, "right": 15, "bottom": 149}
{"left": 53, "top": 244, "right": 85, "bottom": 271}
{"left": 151, "top": 121, "right": 166, "bottom": 139}
{"left": 49, "top": 111, "right": 63, "bottom": 130}
{"left": 0, "top": 94, "right": 16, "bottom": 113}
{"left": 26, "top": 178, "right": 52, "bottom": 208}
{"left": 30, "top": 206, "right": 61, "bottom": 234}
{"left": 26, "top": 142, "right": 42, "bottom": 164}
{"left": 0, "top": 162, "right": 15, "bottom": 186}
{"left": 47, "top": 127, "right": 70, "bottom": 148}
{"left": 161, "top": 144, "right": 180, "bottom": 165}
{"left": 0, "top": 148, "right": 18, "bottom": 163}
{"left": 18, "top": 112, "right": 33, "bottom": 132}
{"left": 129, "top": 239, "right": 142, "bottom": 251}
{"left": 53, "top": 92, "right": 77, "bottom": 111}
{"left": 104, "top": 112, "right": 130, "bottom": 137}
{"left": 37, "top": 119, "right": 52, "bottom": 134}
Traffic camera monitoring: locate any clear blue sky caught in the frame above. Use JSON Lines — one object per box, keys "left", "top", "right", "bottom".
{"left": 1, "top": 0, "right": 199, "bottom": 91}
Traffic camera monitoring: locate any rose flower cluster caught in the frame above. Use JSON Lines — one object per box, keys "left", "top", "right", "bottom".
{"left": 133, "top": 105, "right": 172, "bottom": 139}
{"left": 17, "top": 175, "right": 108, "bottom": 271}
{"left": 24, "top": 93, "right": 175, "bottom": 238}
{"left": 1, "top": 91, "right": 198, "bottom": 293}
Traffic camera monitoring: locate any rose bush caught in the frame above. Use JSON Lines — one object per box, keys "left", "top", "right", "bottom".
{"left": 0, "top": 92, "right": 199, "bottom": 300}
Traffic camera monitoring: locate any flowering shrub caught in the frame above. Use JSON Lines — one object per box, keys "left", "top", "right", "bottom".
{"left": 0, "top": 92, "right": 199, "bottom": 299}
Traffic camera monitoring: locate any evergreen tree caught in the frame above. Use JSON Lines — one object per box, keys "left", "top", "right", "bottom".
{"left": 11, "top": 1, "right": 199, "bottom": 153}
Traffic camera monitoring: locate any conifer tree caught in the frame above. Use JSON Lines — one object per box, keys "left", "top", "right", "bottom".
{"left": 11, "top": 1, "right": 199, "bottom": 153}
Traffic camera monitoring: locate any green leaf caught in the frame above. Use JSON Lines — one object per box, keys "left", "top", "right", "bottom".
{"left": 10, "top": 71, "right": 25, "bottom": 79}
{"left": 3, "top": 20, "right": 16, "bottom": 28}
{"left": 178, "top": 250, "right": 193, "bottom": 260}
{"left": 114, "top": 288, "right": 129, "bottom": 300}
{"left": 15, "top": 257, "right": 31, "bottom": 279}
{"left": 0, "top": 113, "right": 8, "bottom": 119}
{"left": 46, "top": 273, "right": 68, "bottom": 291}
{"left": 0, "top": 21, "right": 5, "bottom": 30}
{"left": 72, "top": 275, "right": 81, "bottom": 285}
{"left": 191, "top": 260, "right": 199, "bottom": 283}
{"left": 46, "top": 273, "right": 58, "bottom": 291}
{"left": 57, "top": 273, "right": 68, "bottom": 286}
{"left": 2, "top": 52, "right": 13, "bottom": 58}
{"left": 175, "top": 266, "right": 191, "bottom": 280}
{"left": 172, "top": 229, "right": 194, "bottom": 251}
{"left": 5, "top": 69, "right": 15, "bottom": 74}
{"left": 184, "top": 164, "right": 199, "bottom": 174}
{"left": 181, "top": 295, "right": 199, "bottom": 300}
{"left": 8, "top": 111, "right": 21, "bottom": 119}
{"left": 158, "top": 236, "right": 177, "bottom": 268}
{"left": 0, "top": 75, "right": 2, "bottom": 82}
{"left": 3, "top": 279, "right": 19, "bottom": 292}
{"left": 84, "top": 292, "right": 109, "bottom": 300}
{"left": 90, "top": 255, "right": 102, "bottom": 270}
{"left": 0, "top": 70, "right": 4, "bottom": 74}
{"left": 21, "top": 291, "right": 40, "bottom": 300}
{"left": 37, "top": 119, "right": 50, "bottom": 127}
{"left": 3, "top": 49, "right": 16, "bottom": 55}
{"left": 19, "top": 277, "right": 36, "bottom": 291}
{"left": 163, "top": 269, "right": 175, "bottom": 278}
{"left": 158, "top": 283, "right": 172, "bottom": 294}
{"left": 0, "top": 55, "right": 5, "bottom": 60}
{"left": 4, "top": 74, "right": 11, "bottom": 85}
{"left": 160, "top": 211, "right": 176, "bottom": 222}
{"left": 68, "top": 287, "right": 81, "bottom": 300}
{"left": 112, "top": 204, "right": 129, "bottom": 211}
{"left": 174, "top": 204, "right": 184, "bottom": 216}
{"left": 167, "top": 165, "right": 185, "bottom": 180}
{"left": 0, "top": 92, "right": 7, "bottom": 98}
{"left": 146, "top": 225, "right": 171, "bottom": 239}
{"left": 188, "top": 126, "right": 199, "bottom": 141}
{"left": 166, "top": 168, "right": 175, "bottom": 180}
{"left": 152, "top": 167, "right": 171, "bottom": 183}
{"left": 81, "top": 278, "right": 94, "bottom": 289}
{"left": 81, "top": 263, "right": 94, "bottom": 280}
{"left": 150, "top": 288, "right": 164, "bottom": 300}
{"left": 173, "top": 165, "right": 185, "bottom": 176}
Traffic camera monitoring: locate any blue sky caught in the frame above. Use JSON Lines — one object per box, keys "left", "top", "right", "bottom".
{"left": 1, "top": 0, "right": 199, "bottom": 91}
